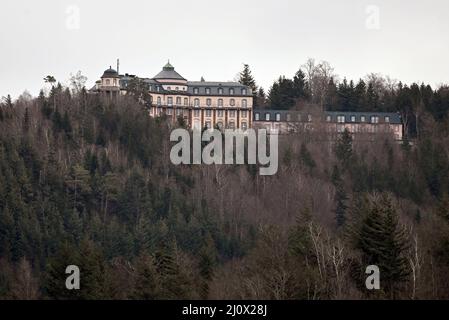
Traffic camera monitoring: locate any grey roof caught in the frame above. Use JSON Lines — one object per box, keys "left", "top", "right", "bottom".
{"left": 187, "top": 82, "right": 252, "bottom": 96}
{"left": 253, "top": 109, "right": 402, "bottom": 124}
{"left": 101, "top": 67, "right": 119, "bottom": 78}
{"left": 153, "top": 63, "right": 186, "bottom": 81}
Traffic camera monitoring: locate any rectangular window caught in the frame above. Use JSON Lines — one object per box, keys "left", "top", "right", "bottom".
{"left": 206, "top": 109, "right": 212, "bottom": 117}
{"left": 218, "top": 99, "right": 223, "bottom": 107}
{"left": 255, "top": 113, "right": 260, "bottom": 121}
{"left": 241, "top": 110, "right": 247, "bottom": 118}
{"left": 230, "top": 110, "right": 236, "bottom": 117}
{"left": 286, "top": 114, "right": 291, "bottom": 122}
{"left": 194, "top": 110, "right": 200, "bottom": 117}
{"left": 337, "top": 115, "right": 345, "bottom": 123}
{"left": 351, "top": 115, "right": 356, "bottom": 122}
{"left": 176, "top": 97, "right": 181, "bottom": 105}
{"left": 275, "top": 113, "right": 281, "bottom": 121}
{"left": 385, "top": 116, "right": 390, "bottom": 123}
{"left": 166, "top": 108, "right": 173, "bottom": 115}
{"left": 265, "top": 113, "right": 270, "bottom": 121}
{"left": 361, "top": 116, "right": 366, "bottom": 122}
{"left": 167, "top": 97, "right": 173, "bottom": 106}
{"left": 206, "top": 88, "right": 211, "bottom": 95}
{"left": 326, "top": 115, "right": 331, "bottom": 122}
{"left": 218, "top": 110, "right": 223, "bottom": 117}
{"left": 184, "top": 98, "right": 188, "bottom": 106}
{"left": 241, "top": 122, "right": 247, "bottom": 130}
{"left": 371, "top": 116, "right": 379, "bottom": 124}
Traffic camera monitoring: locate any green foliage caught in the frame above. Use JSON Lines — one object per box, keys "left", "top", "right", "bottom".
{"left": 355, "top": 196, "right": 410, "bottom": 297}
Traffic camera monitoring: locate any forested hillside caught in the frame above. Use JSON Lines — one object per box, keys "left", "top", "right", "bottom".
{"left": 1, "top": 68, "right": 449, "bottom": 299}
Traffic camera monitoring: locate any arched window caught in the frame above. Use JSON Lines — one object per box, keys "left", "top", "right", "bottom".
{"left": 176, "top": 97, "right": 181, "bottom": 105}
{"left": 157, "top": 97, "right": 161, "bottom": 106}
{"left": 229, "top": 88, "right": 234, "bottom": 95}
{"left": 206, "top": 98, "right": 211, "bottom": 106}
{"left": 218, "top": 99, "right": 223, "bottom": 107}
{"left": 230, "top": 99, "right": 235, "bottom": 106}
{"left": 242, "top": 99, "right": 247, "bottom": 108}
{"left": 184, "top": 98, "right": 188, "bottom": 106}
{"left": 194, "top": 98, "right": 200, "bottom": 107}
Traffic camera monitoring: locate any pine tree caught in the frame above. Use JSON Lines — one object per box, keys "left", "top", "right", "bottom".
{"left": 356, "top": 196, "right": 410, "bottom": 297}
{"left": 239, "top": 64, "right": 258, "bottom": 107}
{"left": 133, "top": 253, "right": 161, "bottom": 299}
{"left": 335, "top": 129, "right": 353, "bottom": 169}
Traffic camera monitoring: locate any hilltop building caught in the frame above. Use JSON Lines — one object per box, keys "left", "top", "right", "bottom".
{"left": 92, "top": 61, "right": 403, "bottom": 140}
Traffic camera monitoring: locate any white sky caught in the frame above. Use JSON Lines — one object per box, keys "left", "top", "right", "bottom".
{"left": 1, "top": 0, "right": 448, "bottom": 98}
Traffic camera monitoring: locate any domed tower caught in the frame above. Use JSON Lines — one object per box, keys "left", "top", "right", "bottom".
{"left": 152, "top": 61, "right": 187, "bottom": 91}
{"left": 99, "top": 66, "right": 121, "bottom": 97}
{"left": 100, "top": 66, "right": 120, "bottom": 88}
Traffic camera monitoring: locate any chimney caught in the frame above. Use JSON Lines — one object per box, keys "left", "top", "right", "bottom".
{"left": 117, "top": 59, "right": 120, "bottom": 75}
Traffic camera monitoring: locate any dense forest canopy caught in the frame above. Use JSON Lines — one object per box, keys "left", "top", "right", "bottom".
{"left": 0, "top": 61, "right": 449, "bottom": 299}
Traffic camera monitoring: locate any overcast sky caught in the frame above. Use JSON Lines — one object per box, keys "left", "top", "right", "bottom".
{"left": 1, "top": 0, "right": 448, "bottom": 98}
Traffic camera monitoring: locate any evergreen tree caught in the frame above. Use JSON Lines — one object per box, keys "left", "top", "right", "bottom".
{"left": 356, "top": 196, "right": 410, "bottom": 297}
{"left": 239, "top": 64, "right": 258, "bottom": 107}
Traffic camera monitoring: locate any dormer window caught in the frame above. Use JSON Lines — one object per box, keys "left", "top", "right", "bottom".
{"left": 275, "top": 113, "right": 281, "bottom": 121}
{"left": 385, "top": 116, "right": 390, "bottom": 123}
{"left": 242, "top": 88, "right": 247, "bottom": 95}
{"left": 351, "top": 115, "right": 356, "bottom": 122}
{"left": 265, "top": 113, "right": 270, "bottom": 121}
{"left": 175, "top": 87, "right": 179, "bottom": 91}
{"left": 229, "top": 88, "right": 234, "bottom": 95}
{"left": 206, "top": 88, "right": 211, "bottom": 95}
{"left": 167, "top": 86, "right": 171, "bottom": 90}
{"left": 326, "top": 115, "right": 331, "bottom": 122}
{"left": 218, "top": 87, "right": 223, "bottom": 95}
{"left": 193, "top": 87, "right": 199, "bottom": 94}
{"left": 255, "top": 112, "right": 260, "bottom": 121}
{"left": 337, "top": 115, "right": 345, "bottom": 123}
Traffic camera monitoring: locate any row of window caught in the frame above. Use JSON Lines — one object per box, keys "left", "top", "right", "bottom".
{"left": 194, "top": 120, "right": 248, "bottom": 130}
{"left": 330, "top": 115, "right": 389, "bottom": 123}
{"left": 254, "top": 112, "right": 391, "bottom": 124}
{"left": 254, "top": 113, "right": 312, "bottom": 122}
{"left": 193, "top": 87, "right": 247, "bottom": 95}
{"left": 156, "top": 108, "right": 248, "bottom": 118}
{"left": 158, "top": 97, "right": 248, "bottom": 108}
